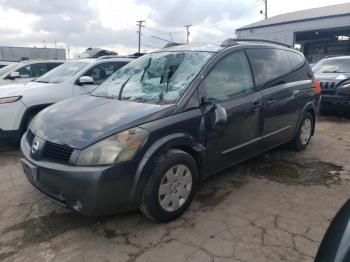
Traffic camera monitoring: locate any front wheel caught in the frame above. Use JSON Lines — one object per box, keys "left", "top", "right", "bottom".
{"left": 290, "top": 112, "right": 314, "bottom": 151}
{"left": 140, "top": 149, "right": 199, "bottom": 222}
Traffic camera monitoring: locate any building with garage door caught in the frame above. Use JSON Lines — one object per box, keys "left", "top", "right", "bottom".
{"left": 236, "top": 3, "right": 350, "bottom": 63}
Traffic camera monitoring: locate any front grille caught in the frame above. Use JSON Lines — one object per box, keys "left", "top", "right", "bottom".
{"left": 320, "top": 81, "right": 337, "bottom": 95}
{"left": 43, "top": 141, "right": 74, "bottom": 164}
{"left": 26, "top": 129, "right": 35, "bottom": 145}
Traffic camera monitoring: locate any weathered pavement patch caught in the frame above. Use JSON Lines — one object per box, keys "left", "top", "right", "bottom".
{"left": 0, "top": 116, "right": 350, "bottom": 262}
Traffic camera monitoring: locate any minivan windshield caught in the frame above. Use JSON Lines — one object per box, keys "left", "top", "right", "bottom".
{"left": 35, "top": 61, "right": 89, "bottom": 84}
{"left": 0, "top": 63, "right": 19, "bottom": 77}
{"left": 92, "top": 51, "right": 213, "bottom": 104}
{"left": 313, "top": 58, "right": 350, "bottom": 74}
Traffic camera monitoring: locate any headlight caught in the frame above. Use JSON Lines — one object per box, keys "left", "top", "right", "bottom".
{"left": 341, "top": 83, "right": 350, "bottom": 89}
{"left": 76, "top": 127, "right": 148, "bottom": 166}
{"left": 0, "top": 96, "right": 22, "bottom": 104}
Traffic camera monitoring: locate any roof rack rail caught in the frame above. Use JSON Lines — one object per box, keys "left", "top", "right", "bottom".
{"left": 221, "top": 38, "right": 292, "bottom": 48}
{"left": 97, "top": 54, "right": 144, "bottom": 60}
{"left": 97, "top": 55, "right": 128, "bottom": 60}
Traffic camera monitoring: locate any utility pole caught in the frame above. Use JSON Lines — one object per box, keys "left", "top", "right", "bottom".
{"left": 136, "top": 20, "right": 145, "bottom": 53}
{"left": 66, "top": 44, "right": 70, "bottom": 59}
{"left": 184, "top": 25, "right": 192, "bottom": 44}
{"left": 264, "top": 0, "right": 268, "bottom": 19}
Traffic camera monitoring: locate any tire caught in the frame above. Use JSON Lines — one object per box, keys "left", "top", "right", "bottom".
{"left": 140, "top": 149, "right": 199, "bottom": 222}
{"left": 290, "top": 112, "right": 314, "bottom": 151}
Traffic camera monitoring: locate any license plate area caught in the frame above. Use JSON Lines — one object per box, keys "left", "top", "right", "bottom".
{"left": 21, "top": 158, "right": 39, "bottom": 184}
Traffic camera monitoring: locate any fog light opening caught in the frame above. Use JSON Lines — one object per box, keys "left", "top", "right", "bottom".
{"left": 72, "top": 200, "right": 83, "bottom": 211}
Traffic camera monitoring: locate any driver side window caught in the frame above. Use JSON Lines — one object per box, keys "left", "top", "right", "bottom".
{"left": 203, "top": 52, "right": 254, "bottom": 102}
{"left": 83, "top": 62, "right": 126, "bottom": 85}
{"left": 16, "top": 65, "right": 31, "bottom": 78}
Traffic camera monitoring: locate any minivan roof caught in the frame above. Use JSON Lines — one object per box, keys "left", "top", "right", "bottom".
{"left": 71, "top": 57, "right": 134, "bottom": 63}
{"left": 158, "top": 39, "right": 295, "bottom": 53}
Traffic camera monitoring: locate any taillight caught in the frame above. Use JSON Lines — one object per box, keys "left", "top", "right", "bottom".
{"left": 313, "top": 80, "right": 321, "bottom": 95}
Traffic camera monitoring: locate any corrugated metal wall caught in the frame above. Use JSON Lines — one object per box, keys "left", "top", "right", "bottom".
{"left": 0, "top": 47, "right": 66, "bottom": 61}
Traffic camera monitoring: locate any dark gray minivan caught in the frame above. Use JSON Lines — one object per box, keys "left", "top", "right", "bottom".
{"left": 21, "top": 39, "right": 321, "bottom": 222}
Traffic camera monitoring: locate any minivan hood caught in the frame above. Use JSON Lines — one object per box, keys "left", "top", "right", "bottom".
{"left": 31, "top": 95, "right": 175, "bottom": 149}
{"left": 0, "top": 81, "right": 52, "bottom": 97}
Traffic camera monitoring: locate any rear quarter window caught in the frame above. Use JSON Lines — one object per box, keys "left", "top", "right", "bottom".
{"left": 246, "top": 48, "right": 292, "bottom": 87}
{"left": 286, "top": 51, "right": 305, "bottom": 69}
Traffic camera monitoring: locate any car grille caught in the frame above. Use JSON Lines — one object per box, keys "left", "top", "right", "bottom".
{"left": 26, "top": 129, "right": 35, "bottom": 146}
{"left": 43, "top": 141, "right": 74, "bottom": 164}
{"left": 320, "top": 81, "right": 337, "bottom": 95}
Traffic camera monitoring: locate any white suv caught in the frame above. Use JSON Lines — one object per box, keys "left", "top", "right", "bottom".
{"left": 0, "top": 60, "right": 64, "bottom": 85}
{"left": 0, "top": 57, "right": 134, "bottom": 142}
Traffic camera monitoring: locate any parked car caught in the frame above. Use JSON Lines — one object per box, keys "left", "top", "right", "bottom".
{"left": 0, "top": 61, "right": 14, "bottom": 69}
{"left": 0, "top": 57, "right": 133, "bottom": 142}
{"left": 315, "top": 198, "right": 350, "bottom": 262}
{"left": 313, "top": 56, "right": 350, "bottom": 112}
{"left": 0, "top": 60, "right": 64, "bottom": 86}
{"left": 20, "top": 39, "right": 320, "bottom": 222}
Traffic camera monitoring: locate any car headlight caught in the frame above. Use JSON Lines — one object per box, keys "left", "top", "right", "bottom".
{"left": 341, "top": 83, "right": 350, "bottom": 90}
{"left": 76, "top": 127, "right": 148, "bottom": 166}
{"left": 0, "top": 96, "right": 22, "bottom": 104}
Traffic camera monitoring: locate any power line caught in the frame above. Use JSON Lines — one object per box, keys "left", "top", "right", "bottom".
{"left": 194, "top": 0, "right": 264, "bottom": 33}
{"left": 199, "top": 3, "right": 266, "bottom": 44}
{"left": 143, "top": 26, "right": 182, "bottom": 35}
{"left": 151, "top": 35, "right": 172, "bottom": 43}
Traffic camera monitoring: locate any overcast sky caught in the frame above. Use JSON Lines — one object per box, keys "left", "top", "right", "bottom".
{"left": 0, "top": 0, "right": 348, "bottom": 57}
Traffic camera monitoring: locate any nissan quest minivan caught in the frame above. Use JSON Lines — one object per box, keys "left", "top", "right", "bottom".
{"left": 21, "top": 39, "right": 321, "bottom": 222}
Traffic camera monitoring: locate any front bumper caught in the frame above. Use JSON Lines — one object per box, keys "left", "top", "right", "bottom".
{"left": 321, "top": 95, "right": 350, "bottom": 108}
{"left": 0, "top": 129, "right": 20, "bottom": 140}
{"left": 20, "top": 134, "right": 141, "bottom": 216}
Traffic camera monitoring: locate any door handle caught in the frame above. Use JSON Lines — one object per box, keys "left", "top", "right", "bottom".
{"left": 266, "top": 98, "right": 277, "bottom": 105}
{"left": 251, "top": 100, "right": 262, "bottom": 111}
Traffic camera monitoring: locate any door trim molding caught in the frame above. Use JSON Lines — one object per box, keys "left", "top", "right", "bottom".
{"left": 221, "top": 125, "right": 291, "bottom": 155}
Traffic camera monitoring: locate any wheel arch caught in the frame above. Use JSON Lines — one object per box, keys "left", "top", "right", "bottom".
{"left": 128, "top": 133, "right": 206, "bottom": 208}
{"left": 296, "top": 102, "right": 316, "bottom": 136}
{"left": 19, "top": 103, "right": 52, "bottom": 134}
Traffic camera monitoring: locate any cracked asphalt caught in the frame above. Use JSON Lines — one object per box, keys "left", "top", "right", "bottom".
{"left": 1, "top": 115, "right": 350, "bottom": 262}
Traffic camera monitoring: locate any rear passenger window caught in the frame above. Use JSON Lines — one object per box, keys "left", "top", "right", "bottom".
{"left": 286, "top": 51, "right": 305, "bottom": 69}
{"left": 247, "top": 48, "right": 292, "bottom": 86}
{"left": 203, "top": 52, "right": 254, "bottom": 101}
{"left": 16, "top": 63, "right": 55, "bottom": 78}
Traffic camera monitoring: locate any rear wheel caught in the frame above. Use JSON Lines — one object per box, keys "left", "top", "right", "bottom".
{"left": 140, "top": 149, "right": 198, "bottom": 222}
{"left": 290, "top": 112, "right": 314, "bottom": 151}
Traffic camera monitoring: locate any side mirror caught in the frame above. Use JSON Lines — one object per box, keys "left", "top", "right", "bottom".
{"left": 214, "top": 103, "right": 228, "bottom": 127}
{"left": 78, "top": 76, "right": 94, "bottom": 85}
{"left": 315, "top": 198, "right": 350, "bottom": 262}
{"left": 10, "top": 71, "right": 20, "bottom": 79}
{"left": 200, "top": 96, "right": 227, "bottom": 129}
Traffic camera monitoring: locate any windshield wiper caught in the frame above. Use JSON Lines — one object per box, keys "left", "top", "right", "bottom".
{"left": 90, "top": 93, "right": 117, "bottom": 99}
{"left": 322, "top": 70, "right": 343, "bottom": 73}
{"left": 118, "top": 75, "right": 133, "bottom": 100}
{"left": 35, "top": 80, "right": 49, "bottom": 83}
